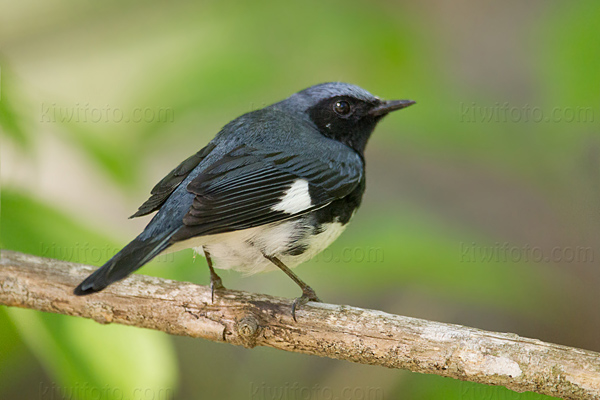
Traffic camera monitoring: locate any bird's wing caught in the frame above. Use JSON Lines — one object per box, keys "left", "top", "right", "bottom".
{"left": 170, "top": 142, "right": 363, "bottom": 242}
{"left": 130, "top": 143, "right": 217, "bottom": 218}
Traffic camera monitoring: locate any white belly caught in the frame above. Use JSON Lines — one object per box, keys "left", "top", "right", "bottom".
{"left": 164, "top": 219, "right": 346, "bottom": 274}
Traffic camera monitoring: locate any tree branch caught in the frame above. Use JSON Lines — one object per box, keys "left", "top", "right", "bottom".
{"left": 1, "top": 250, "right": 599, "bottom": 399}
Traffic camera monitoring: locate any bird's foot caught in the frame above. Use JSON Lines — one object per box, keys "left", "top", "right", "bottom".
{"left": 204, "top": 249, "right": 224, "bottom": 303}
{"left": 210, "top": 273, "right": 225, "bottom": 303}
{"left": 291, "top": 286, "right": 321, "bottom": 322}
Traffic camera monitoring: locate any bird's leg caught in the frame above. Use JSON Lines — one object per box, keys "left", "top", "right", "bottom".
{"left": 263, "top": 254, "right": 321, "bottom": 322}
{"left": 203, "top": 248, "right": 224, "bottom": 303}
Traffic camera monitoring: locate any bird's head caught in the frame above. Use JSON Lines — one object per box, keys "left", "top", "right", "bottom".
{"left": 276, "top": 82, "right": 415, "bottom": 155}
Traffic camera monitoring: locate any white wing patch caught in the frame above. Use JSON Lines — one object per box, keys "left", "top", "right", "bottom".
{"left": 271, "top": 179, "right": 312, "bottom": 214}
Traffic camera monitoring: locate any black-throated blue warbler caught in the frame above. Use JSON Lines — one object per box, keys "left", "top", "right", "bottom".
{"left": 74, "top": 82, "right": 415, "bottom": 320}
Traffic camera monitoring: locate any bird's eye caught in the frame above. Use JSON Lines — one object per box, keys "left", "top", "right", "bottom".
{"left": 333, "top": 100, "right": 351, "bottom": 116}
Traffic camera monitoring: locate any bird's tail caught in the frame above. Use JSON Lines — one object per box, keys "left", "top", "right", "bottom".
{"left": 74, "top": 232, "right": 174, "bottom": 295}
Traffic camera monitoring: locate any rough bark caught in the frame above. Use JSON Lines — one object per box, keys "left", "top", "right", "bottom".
{"left": 1, "top": 250, "right": 599, "bottom": 399}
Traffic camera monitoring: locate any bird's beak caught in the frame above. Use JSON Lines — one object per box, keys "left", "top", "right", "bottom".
{"left": 369, "top": 99, "right": 416, "bottom": 117}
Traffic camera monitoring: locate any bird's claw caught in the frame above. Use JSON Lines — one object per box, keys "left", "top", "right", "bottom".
{"left": 291, "top": 288, "right": 321, "bottom": 322}
{"left": 210, "top": 276, "right": 224, "bottom": 303}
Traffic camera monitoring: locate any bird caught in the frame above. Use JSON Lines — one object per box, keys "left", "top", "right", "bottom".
{"left": 74, "top": 82, "right": 415, "bottom": 320}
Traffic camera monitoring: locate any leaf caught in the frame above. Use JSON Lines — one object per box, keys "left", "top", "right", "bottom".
{"left": 2, "top": 188, "right": 179, "bottom": 398}
{"left": 7, "top": 308, "right": 178, "bottom": 400}
{"left": 0, "top": 64, "right": 33, "bottom": 151}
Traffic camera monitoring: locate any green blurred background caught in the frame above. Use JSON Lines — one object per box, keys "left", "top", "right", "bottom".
{"left": 1, "top": 1, "right": 599, "bottom": 399}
